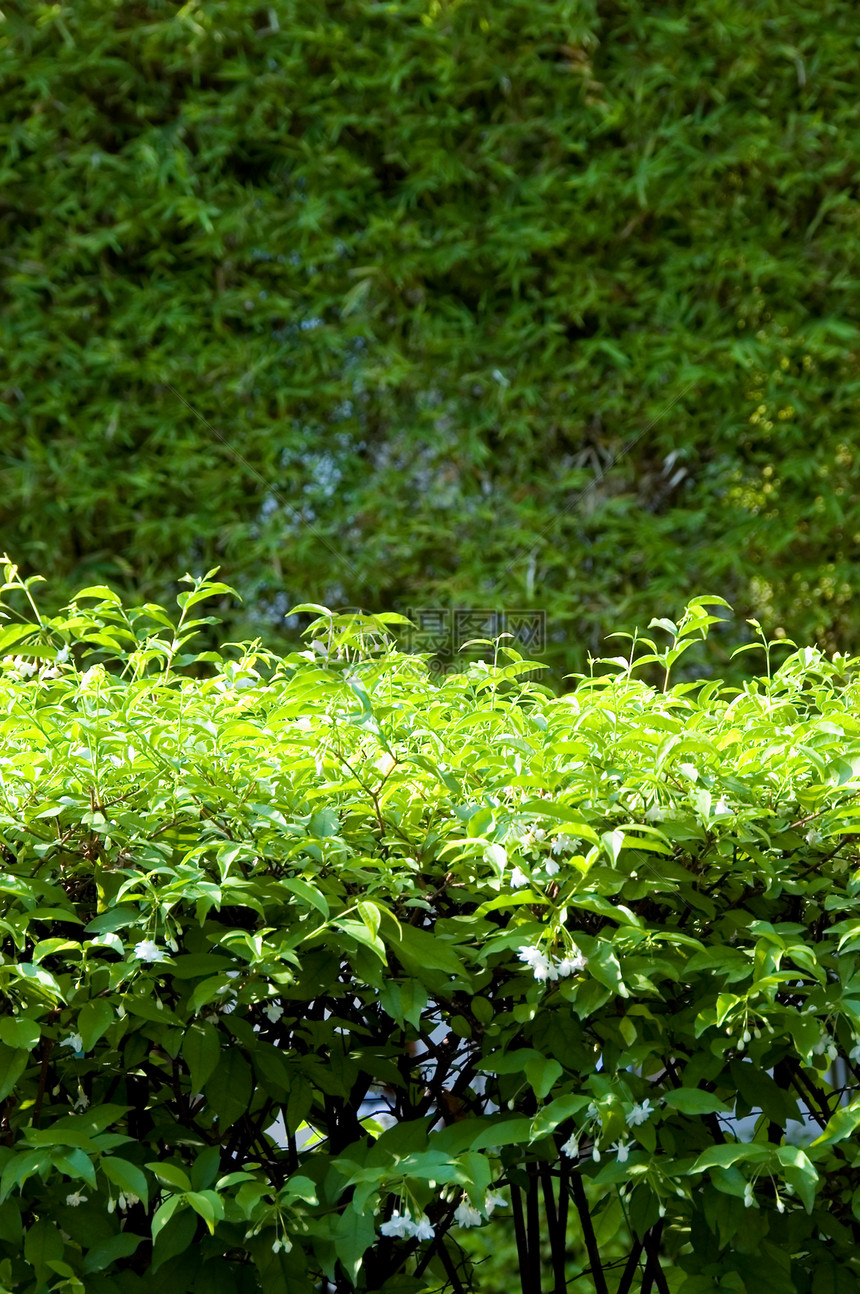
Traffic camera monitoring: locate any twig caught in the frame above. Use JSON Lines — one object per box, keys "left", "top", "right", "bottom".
{"left": 569, "top": 1172, "right": 608, "bottom": 1294}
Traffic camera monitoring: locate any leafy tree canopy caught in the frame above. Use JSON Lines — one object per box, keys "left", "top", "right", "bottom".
{"left": 1, "top": 564, "right": 860, "bottom": 1292}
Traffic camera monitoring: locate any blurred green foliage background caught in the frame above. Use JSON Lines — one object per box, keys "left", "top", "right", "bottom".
{"left": 2, "top": 0, "right": 859, "bottom": 682}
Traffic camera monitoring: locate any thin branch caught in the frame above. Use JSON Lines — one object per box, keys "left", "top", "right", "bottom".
{"left": 616, "top": 1238, "right": 645, "bottom": 1294}
{"left": 527, "top": 1161, "right": 543, "bottom": 1294}
{"left": 436, "top": 1237, "right": 467, "bottom": 1294}
{"left": 642, "top": 1223, "right": 670, "bottom": 1294}
{"left": 510, "top": 1181, "right": 535, "bottom": 1294}
{"left": 540, "top": 1160, "right": 566, "bottom": 1294}
{"left": 569, "top": 1172, "right": 608, "bottom": 1294}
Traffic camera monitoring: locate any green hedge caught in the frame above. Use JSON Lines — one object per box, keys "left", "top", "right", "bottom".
{"left": 1, "top": 566, "right": 860, "bottom": 1291}
{"left": 3, "top": 1, "right": 860, "bottom": 678}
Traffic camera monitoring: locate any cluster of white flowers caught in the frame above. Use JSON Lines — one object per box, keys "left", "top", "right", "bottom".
{"left": 5, "top": 655, "right": 38, "bottom": 678}
{"left": 271, "top": 1236, "right": 292, "bottom": 1254}
{"left": 813, "top": 1032, "right": 839, "bottom": 1063}
{"left": 517, "top": 944, "right": 586, "bottom": 982}
{"left": 510, "top": 857, "right": 561, "bottom": 887}
{"left": 453, "top": 1191, "right": 507, "bottom": 1228}
{"left": 561, "top": 1101, "right": 603, "bottom": 1162}
{"left": 561, "top": 1098, "right": 648, "bottom": 1166}
{"left": 380, "top": 1208, "right": 435, "bottom": 1241}
{"left": 107, "top": 1192, "right": 140, "bottom": 1214}
{"left": 133, "top": 939, "right": 167, "bottom": 963}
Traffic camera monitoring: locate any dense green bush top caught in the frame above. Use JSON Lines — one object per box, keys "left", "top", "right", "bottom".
{"left": 3, "top": 0, "right": 860, "bottom": 674}
{"left": 2, "top": 571, "right": 860, "bottom": 1291}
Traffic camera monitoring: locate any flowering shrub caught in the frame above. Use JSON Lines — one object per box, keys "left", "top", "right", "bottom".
{"left": 1, "top": 563, "right": 860, "bottom": 1291}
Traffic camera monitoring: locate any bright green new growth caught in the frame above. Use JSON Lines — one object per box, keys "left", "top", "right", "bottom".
{"left": 0, "top": 564, "right": 859, "bottom": 1292}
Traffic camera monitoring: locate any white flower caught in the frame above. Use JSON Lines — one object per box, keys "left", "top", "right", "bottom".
{"left": 381, "top": 1209, "right": 434, "bottom": 1241}
{"left": 133, "top": 939, "right": 166, "bottom": 963}
{"left": 592, "top": 1145, "right": 601, "bottom": 1162}
{"left": 544, "top": 859, "right": 560, "bottom": 877}
{"left": 411, "top": 1213, "right": 435, "bottom": 1241}
{"left": 380, "top": 1210, "right": 415, "bottom": 1239}
{"left": 534, "top": 829, "right": 546, "bottom": 841}
{"left": 166, "top": 937, "right": 179, "bottom": 953}
{"left": 118, "top": 1192, "right": 139, "bottom": 1211}
{"left": 556, "top": 949, "right": 586, "bottom": 977}
{"left": 264, "top": 1002, "right": 284, "bottom": 1024}
{"left": 517, "top": 945, "right": 557, "bottom": 981}
{"left": 454, "top": 1197, "right": 483, "bottom": 1228}
{"left": 483, "top": 1192, "right": 507, "bottom": 1216}
{"left": 743, "top": 1183, "right": 756, "bottom": 1209}
{"left": 560, "top": 1133, "right": 579, "bottom": 1158}
{"left": 827, "top": 1043, "right": 839, "bottom": 1062}
{"left": 658, "top": 1204, "right": 666, "bottom": 1218}
{"left": 73, "top": 1089, "right": 89, "bottom": 1111}
{"left": 849, "top": 1040, "right": 860, "bottom": 1065}
{"left": 551, "top": 834, "right": 575, "bottom": 855}
{"left": 11, "top": 656, "right": 38, "bottom": 678}
{"left": 107, "top": 1197, "right": 116, "bottom": 1214}
{"left": 66, "top": 1191, "right": 87, "bottom": 1207}
{"left": 63, "top": 1033, "right": 83, "bottom": 1053}
{"left": 510, "top": 867, "right": 530, "bottom": 888}
{"left": 535, "top": 956, "right": 558, "bottom": 982}
{"left": 812, "top": 1034, "right": 829, "bottom": 1056}
{"left": 776, "top": 1198, "right": 785, "bottom": 1214}
{"left": 612, "top": 1139, "right": 631, "bottom": 1164}
{"left": 626, "top": 1100, "right": 654, "bottom": 1128}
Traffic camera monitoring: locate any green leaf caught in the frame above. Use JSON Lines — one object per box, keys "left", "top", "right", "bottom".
{"left": 586, "top": 942, "right": 628, "bottom": 998}
{"left": 78, "top": 999, "right": 115, "bottom": 1052}
{"left": 145, "top": 1161, "right": 192, "bottom": 1193}
{"left": 279, "top": 876, "right": 329, "bottom": 918}
{"left": 663, "top": 1088, "right": 730, "bottom": 1116}
{"left": 386, "top": 924, "right": 465, "bottom": 978}
{"left": 204, "top": 1049, "right": 253, "bottom": 1127}
{"left": 185, "top": 1189, "right": 224, "bottom": 1234}
{"left": 776, "top": 1145, "right": 818, "bottom": 1213}
{"left": 82, "top": 1233, "right": 143, "bottom": 1274}
{"left": 102, "top": 1158, "right": 150, "bottom": 1209}
{"left": 24, "top": 1218, "right": 63, "bottom": 1277}
{"left": 53, "top": 1148, "right": 96, "bottom": 1189}
{"left": 524, "top": 1055, "right": 563, "bottom": 1100}
{"left": 0, "top": 1018, "right": 40, "bottom": 1051}
{"left": 691, "top": 1143, "right": 773, "bottom": 1172}
{"left": 333, "top": 1204, "right": 376, "bottom": 1281}
{"left": 181, "top": 1021, "right": 221, "bottom": 1092}
{"left": 0, "top": 1044, "right": 29, "bottom": 1102}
